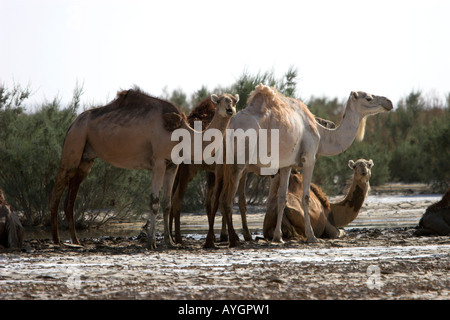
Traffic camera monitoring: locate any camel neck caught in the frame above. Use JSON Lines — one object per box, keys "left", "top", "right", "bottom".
{"left": 329, "top": 180, "right": 369, "bottom": 227}
{"left": 316, "top": 105, "right": 363, "bottom": 156}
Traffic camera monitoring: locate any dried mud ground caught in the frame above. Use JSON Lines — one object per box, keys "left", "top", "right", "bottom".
{"left": 1, "top": 186, "right": 449, "bottom": 300}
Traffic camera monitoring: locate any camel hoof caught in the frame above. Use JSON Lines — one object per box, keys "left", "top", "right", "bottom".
{"left": 165, "top": 241, "right": 179, "bottom": 249}
{"left": 228, "top": 239, "right": 241, "bottom": 248}
{"left": 270, "top": 237, "right": 285, "bottom": 245}
{"left": 306, "top": 236, "right": 322, "bottom": 244}
{"left": 203, "top": 241, "right": 218, "bottom": 249}
{"left": 219, "top": 234, "right": 228, "bottom": 242}
{"left": 146, "top": 240, "right": 157, "bottom": 250}
{"left": 63, "top": 243, "right": 84, "bottom": 248}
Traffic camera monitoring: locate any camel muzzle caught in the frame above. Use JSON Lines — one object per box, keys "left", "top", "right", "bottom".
{"left": 226, "top": 108, "right": 235, "bottom": 116}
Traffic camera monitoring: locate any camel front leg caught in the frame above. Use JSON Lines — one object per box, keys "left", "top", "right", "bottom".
{"left": 272, "top": 167, "right": 290, "bottom": 243}
{"left": 205, "top": 165, "right": 223, "bottom": 248}
{"left": 220, "top": 164, "right": 245, "bottom": 248}
{"left": 146, "top": 161, "right": 166, "bottom": 249}
{"left": 161, "top": 162, "right": 178, "bottom": 248}
{"left": 220, "top": 173, "right": 250, "bottom": 242}
{"left": 237, "top": 173, "right": 252, "bottom": 241}
{"left": 302, "top": 162, "right": 319, "bottom": 243}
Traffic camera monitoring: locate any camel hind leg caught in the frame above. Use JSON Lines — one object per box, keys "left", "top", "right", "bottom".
{"left": 50, "top": 124, "right": 89, "bottom": 245}
{"left": 146, "top": 159, "right": 177, "bottom": 249}
{"left": 63, "top": 160, "right": 94, "bottom": 245}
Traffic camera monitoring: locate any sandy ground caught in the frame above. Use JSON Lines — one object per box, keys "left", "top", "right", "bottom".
{"left": 0, "top": 190, "right": 449, "bottom": 301}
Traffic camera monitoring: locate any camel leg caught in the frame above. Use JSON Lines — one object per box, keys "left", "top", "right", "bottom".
{"left": 220, "top": 164, "right": 245, "bottom": 248}
{"left": 161, "top": 162, "right": 178, "bottom": 248}
{"left": 146, "top": 160, "right": 166, "bottom": 249}
{"left": 301, "top": 160, "right": 319, "bottom": 243}
{"left": 220, "top": 211, "right": 228, "bottom": 242}
{"left": 170, "top": 164, "right": 197, "bottom": 244}
{"left": 205, "top": 165, "right": 223, "bottom": 248}
{"left": 49, "top": 169, "right": 70, "bottom": 245}
{"left": 50, "top": 127, "right": 88, "bottom": 245}
{"left": 220, "top": 173, "right": 250, "bottom": 241}
{"left": 50, "top": 165, "right": 79, "bottom": 244}
{"left": 237, "top": 173, "right": 252, "bottom": 241}
{"left": 63, "top": 160, "right": 94, "bottom": 245}
{"left": 272, "top": 167, "right": 290, "bottom": 243}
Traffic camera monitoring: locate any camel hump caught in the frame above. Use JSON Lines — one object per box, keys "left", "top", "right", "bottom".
{"left": 248, "top": 84, "right": 278, "bottom": 104}
{"left": 116, "top": 90, "right": 129, "bottom": 98}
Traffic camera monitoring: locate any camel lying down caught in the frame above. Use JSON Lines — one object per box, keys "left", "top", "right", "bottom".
{"left": 264, "top": 159, "right": 373, "bottom": 240}
{"left": 0, "top": 190, "right": 24, "bottom": 249}
{"left": 415, "top": 188, "right": 450, "bottom": 236}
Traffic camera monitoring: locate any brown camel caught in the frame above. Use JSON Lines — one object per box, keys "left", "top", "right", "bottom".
{"left": 170, "top": 99, "right": 335, "bottom": 244}
{"left": 264, "top": 159, "right": 373, "bottom": 240}
{"left": 414, "top": 188, "right": 450, "bottom": 236}
{"left": 0, "top": 189, "right": 24, "bottom": 249}
{"left": 49, "top": 87, "right": 237, "bottom": 249}
{"left": 214, "top": 84, "right": 392, "bottom": 247}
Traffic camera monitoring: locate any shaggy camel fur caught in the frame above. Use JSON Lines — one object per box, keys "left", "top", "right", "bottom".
{"left": 214, "top": 84, "right": 392, "bottom": 247}
{"left": 0, "top": 190, "right": 24, "bottom": 249}
{"left": 49, "top": 87, "right": 237, "bottom": 249}
{"left": 415, "top": 188, "right": 450, "bottom": 236}
{"left": 264, "top": 159, "right": 373, "bottom": 240}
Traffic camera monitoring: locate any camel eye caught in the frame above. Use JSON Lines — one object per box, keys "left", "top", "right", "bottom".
{"left": 366, "top": 96, "right": 373, "bottom": 102}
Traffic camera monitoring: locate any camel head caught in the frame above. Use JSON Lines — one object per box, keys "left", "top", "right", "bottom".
{"left": 348, "top": 159, "right": 373, "bottom": 184}
{"left": 346, "top": 91, "right": 393, "bottom": 141}
{"left": 348, "top": 91, "right": 393, "bottom": 116}
{"left": 211, "top": 93, "right": 238, "bottom": 118}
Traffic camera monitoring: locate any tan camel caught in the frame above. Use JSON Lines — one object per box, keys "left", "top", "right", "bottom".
{"left": 49, "top": 87, "right": 237, "bottom": 249}
{"left": 415, "top": 188, "right": 450, "bottom": 236}
{"left": 170, "top": 99, "right": 335, "bottom": 244}
{"left": 214, "top": 84, "right": 392, "bottom": 247}
{"left": 264, "top": 159, "right": 373, "bottom": 240}
{"left": 0, "top": 189, "right": 24, "bottom": 249}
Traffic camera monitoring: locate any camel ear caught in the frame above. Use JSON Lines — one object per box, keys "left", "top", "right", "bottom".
{"left": 348, "top": 160, "right": 355, "bottom": 169}
{"left": 351, "top": 91, "right": 359, "bottom": 100}
{"left": 367, "top": 159, "right": 374, "bottom": 168}
{"left": 234, "top": 94, "right": 239, "bottom": 104}
{"left": 211, "top": 94, "right": 220, "bottom": 105}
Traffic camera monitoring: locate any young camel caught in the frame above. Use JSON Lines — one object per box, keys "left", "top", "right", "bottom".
{"left": 169, "top": 98, "right": 252, "bottom": 244}
{"left": 0, "top": 189, "right": 24, "bottom": 249}
{"left": 49, "top": 87, "right": 237, "bottom": 249}
{"left": 264, "top": 159, "right": 373, "bottom": 240}
{"left": 215, "top": 84, "right": 392, "bottom": 247}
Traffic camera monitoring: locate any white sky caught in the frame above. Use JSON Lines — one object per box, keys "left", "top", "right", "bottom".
{"left": 1, "top": 0, "right": 449, "bottom": 109}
